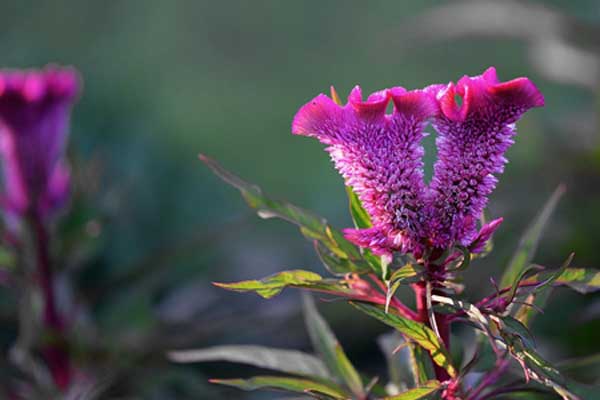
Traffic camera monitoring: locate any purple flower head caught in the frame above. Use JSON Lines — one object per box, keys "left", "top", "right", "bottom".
{"left": 0, "top": 66, "right": 80, "bottom": 218}
{"left": 428, "top": 67, "right": 544, "bottom": 248}
{"left": 292, "top": 85, "right": 437, "bottom": 256}
{"left": 292, "top": 68, "right": 543, "bottom": 257}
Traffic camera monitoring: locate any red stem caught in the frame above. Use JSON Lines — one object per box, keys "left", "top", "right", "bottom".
{"left": 31, "top": 215, "right": 71, "bottom": 390}
{"left": 412, "top": 282, "right": 451, "bottom": 382}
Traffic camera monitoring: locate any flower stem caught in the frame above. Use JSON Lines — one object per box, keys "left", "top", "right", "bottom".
{"left": 413, "top": 282, "right": 451, "bottom": 382}
{"left": 30, "top": 215, "right": 71, "bottom": 390}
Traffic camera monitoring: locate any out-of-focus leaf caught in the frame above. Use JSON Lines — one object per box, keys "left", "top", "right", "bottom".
{"left": 557, "top": 353, "right": 600, "bottom": 371}
{"left": 167, "top": 345, "right": 331, "bottom": 379}
{"left": 209, "top": 376, "right": 349, "bottom": 399}
{"left": 351, "top": 303, "right": 456, "bottom": 378}
{"left": 384, "top": 380, "right": 441, "bottom": 400}
{"left": 377, "top": 332, "right": 432, "bottom": 389}
{"left": 346, "top": 186, "right": 371, "bottom": 230}
{"left": 303, "top": 294, "right": 365, "bottom": 397}
{"left": 200, "top": 154, "right": 369, "bottom": 274}
{"left": 500, "top": 185, "right": 565, "bottom": 287}
{"left": 214, "top": 271, "right": 354, "bottom": 300}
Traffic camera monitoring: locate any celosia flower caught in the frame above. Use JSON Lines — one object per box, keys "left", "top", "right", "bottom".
{"left": 292, "top": 86, "right": 437, "bottom": 256}
{"left": 0, "top": 66, "right": 80, "bottom": 219}
{"left": 428, "top": 67, "right": 544, "bottom": 248}
{"left": 292, "top": 68, "right": 543, "bottom": 256}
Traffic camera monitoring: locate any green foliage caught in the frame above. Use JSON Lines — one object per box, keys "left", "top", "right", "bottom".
{"left": 384, "top": 380, "right": 441, "bottom": 400}
{"left": 351, "top": 302, "right": 456, "bottom": 378}
{"left": 167, "top": 345, "right": 331, "bottom": 379}
{"left": 201, "top": 154, "right": 371, "bottom": 275}
{"left": 209, "top": 376, "right": 350, "bottom": 399}
{"left": 346, "top": 186, "right": 371, "bottom": 230}
{"left": 500, "top": 185, "right": 565, "bottom": 288}
{"left": 303, "top": 294, "right": 366, "bottom": 398}
{"left": 551, "top": 267, "right": 600, "bottom": 294}
{"left": 214, "top": 270, "right": 327, "bottom": 299}
{"left": 346, "top": 185, "right": 384, "bottom": 276}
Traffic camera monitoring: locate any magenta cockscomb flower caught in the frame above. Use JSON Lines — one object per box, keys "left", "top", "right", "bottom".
{"left": 292, "top": 68, "right": 543, "bottom": 256}
{"left": 0, "top": 66, "right": 80, "bottom": 219}
{"left": 428, "top": 67, "right": 544, "bottom": 248}
{"left": 292, "top": 86, "right": 437, "bottom": 256}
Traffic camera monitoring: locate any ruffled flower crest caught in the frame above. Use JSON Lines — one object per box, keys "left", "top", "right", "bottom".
{"left": 292, "top": 85, "right": 437, "bottom": 255}
{"left": 292, "top": 68, "right": 543, "bottom": 256}
{"left": 428, "top": 67, "right": 544, "bottom": 248}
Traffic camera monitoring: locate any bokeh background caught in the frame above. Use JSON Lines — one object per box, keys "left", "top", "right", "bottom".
{"left": 1, "top": 0, "right": 599, "bottom": 398}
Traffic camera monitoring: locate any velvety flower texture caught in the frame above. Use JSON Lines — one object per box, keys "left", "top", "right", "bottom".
{"left": 0, "top": 66, "right": 80, "bottom": 218}
{"left": 292, "top": 68, "right": 543, "bottom": 256}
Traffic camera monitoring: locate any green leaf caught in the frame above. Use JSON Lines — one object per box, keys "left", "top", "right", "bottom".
{"left": 386, "top": 264, "right": 423, "bottom": 312}
{"left": 384, "top": 380, "right": 441, "bottom": 400}
{"left": 209, "top": 376, "right": 349, "bottom": 399}
{"left": 512, "top": 255, "right": 574, "bottom": 325}
{"left": 500, "top": 316, "right": 536, "bottom": 349}
{"left": 303, "top": 294, "right": 365, "bottom": 397}
{"left": 167, "top": 345, "right": 331, "bottom": 379}
{"left": 507, "top": 265, "right": 544, "bottom": 304}
{"left": 552, "top": 267, "right": 600, "bottom": 294}
{"left": 214, "top": 270, "right": 353, "bottom": 300}
{"left": 346, "top": 186, "right": 371, "bottom": 229}
{"left": 389, "top": 264, "right": 423, "bottom": 283}
{"left": 200, "top": 154, "right": 369, "bottom": 275}
{"left": 409, "top": 344, "right": 433, "bottom": 386}
{"left": 522, "top": 351, "right": 574, "bottom": 399}
{"left": 344, "top": 186, "right": 386, "bottom": 276}
{"left": 500, "top": 185, "right": 565, "bottom": 287}
{"left": 315, "top": 241, "right": 363, "bottom": 276}
{"left": 351, "top": 302, "right": 456, "bottom": 378}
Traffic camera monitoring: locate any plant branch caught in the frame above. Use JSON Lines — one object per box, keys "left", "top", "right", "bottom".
{"left": 30, "top": 214, "right": 71, "bottom": 390}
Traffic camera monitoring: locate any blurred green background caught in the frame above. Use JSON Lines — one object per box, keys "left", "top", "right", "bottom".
{"left": 0, "top": 0, "right": 599, "bottom": 398}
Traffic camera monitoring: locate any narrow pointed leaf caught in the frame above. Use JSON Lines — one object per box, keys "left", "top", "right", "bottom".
{"left": 315, "top": 241, "right": 360, "bottom": 276}
{"left": 513, "top": 255, "right": 573, "bottom": 325}
{"left": 552, "top": 268, "right": 600, "bottom": 294}
{"left": 384, "top": 380, "right": 441, "bottom": 400}
{"left": 409, "top": 344, "right": 433, "bottom": 385}
{"left": 200, "top": 155, "right": 369, "bottom": 274}
{"left": 351, "top": 302, "right": 456, "bottom": 378}
{"left": 500, "top": 316, "right": 536, "bottom": 349}
{"left": 519, "top": 347, "right": 583, "bottom": 400}
{"left": 167, "top": 345, "right": 331, "bottom": 379}
{"left": 346, "top": 186, "right": 371, "bottom": 229}
{"left": 214, "top": 270, "right": 323, "bottom": 299}
{"left": 303, "top": 294, "right": 365, "bottom": 397}
{"left": 209, "top": 376, "right": 349, "bottom": 399}
{"left": 389, "top": 264, "right": 423, "bottom": 283}
{"left": 500, "top": 185, "right": 565, "bottom": 287}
